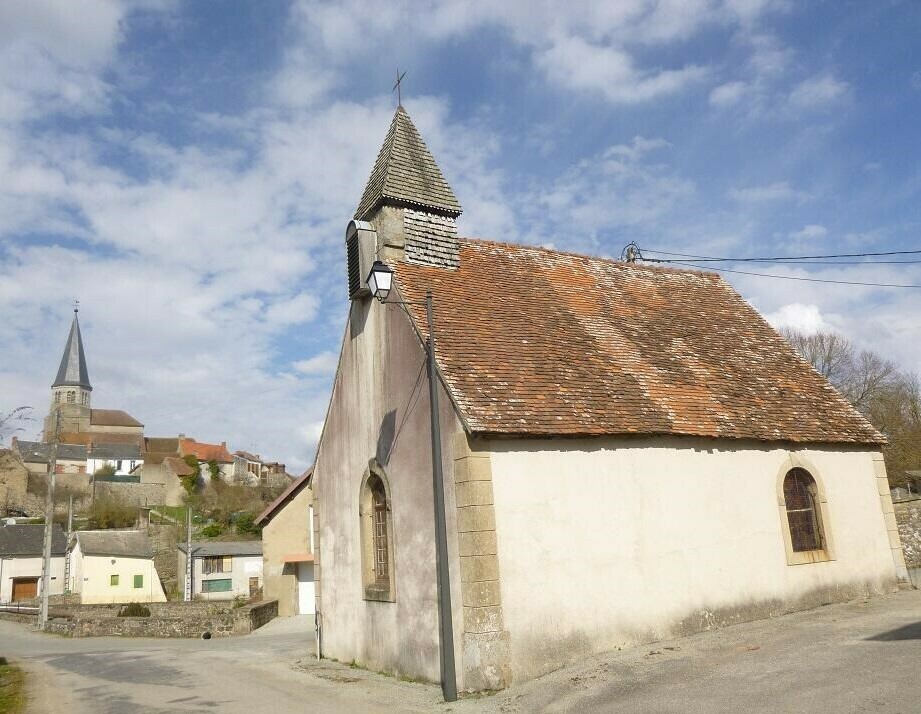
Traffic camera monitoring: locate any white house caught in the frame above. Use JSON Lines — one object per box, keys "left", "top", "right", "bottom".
{"left": 178, "top": 541, "right": 263, "bottom": 600}
{"left": 310, "top": 106, "right": 908, "bottom": 692}
{"left": 69, "top": 530, "right": 166, "bottom": 604}
{"left": 0, "top": 522, "right": 66, "bottom": 603}
{"left": 86, "top": 442, "right": 144, "bottom": 476}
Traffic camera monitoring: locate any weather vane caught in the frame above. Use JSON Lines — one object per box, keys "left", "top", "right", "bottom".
{"left": 74, "top": 298, "right": 80, "bottom": 314}
{"left": 393, "top": 69, "right": 407, "bottom": 107}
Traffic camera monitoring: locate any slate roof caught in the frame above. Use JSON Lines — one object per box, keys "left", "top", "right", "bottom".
{"left": 178, "top": 541, "right": 263, "bottom": 557}
{"left": 75, "top": 530, "right": 154, "bottom": 558}
{"left": 0, "top": 523, "right": 66, "bottom": 556}
{"left": 52, "top": 311, "right": 91, "bottom": 389}
{"left": 179, "top": 438, "right": 233, "bottom": 463}
{"left": 395, "top": 239, "right": 884, "bottom": 445}
{"left": 354, "top": 106, "right": 462, "bottom": 220}
{"left": 91, "top": 409, "right": 143, "bottom": 428}
{"left": 87, "top": 442, "right": 142, "bottom": 459}
{"left": 15, "top": 440, "right": 87, "bottom": 463}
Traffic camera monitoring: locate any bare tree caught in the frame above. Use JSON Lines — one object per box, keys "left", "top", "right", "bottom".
{"left": 783, "top": 329, "right": 921, "bottom": 488}
{"left": 781, "top": 329, "right": 854, "bottom": 386}
{"left": 0, "top": 406, "right": 33, "bottom": 446}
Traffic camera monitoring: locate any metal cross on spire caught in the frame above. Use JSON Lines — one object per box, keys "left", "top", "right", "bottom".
{"left": 393, "top": 69, "right": 407, "bottom": 107}
{"left": 73, "top": 298, "right": 80, "bottom": 314}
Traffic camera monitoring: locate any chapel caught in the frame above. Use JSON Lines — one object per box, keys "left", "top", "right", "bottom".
{"left": 310, "top": 106, "right": 907, "bottom": 691}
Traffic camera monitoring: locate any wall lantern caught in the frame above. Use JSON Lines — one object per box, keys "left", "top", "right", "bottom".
{"left": 366, "top": 260, "right": 394, "bottom": 302}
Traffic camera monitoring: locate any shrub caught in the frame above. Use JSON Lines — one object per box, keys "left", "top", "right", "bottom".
{"left": 234, "top": 512, "right": 261, "bottom": 537}
{"left": 181, "top": 454, "right": 201, "bottom": 497}
{"left": 84, "top": 495, "right": 137, "bottom": 529}
{"left": 200, "top": 523, "right": 222, "bottom": 538}
{"left": 94, "top": 463, "right": 116, "bottom": 477}
{"left": 118, "top": 602, "right": 151, "bottom": 617}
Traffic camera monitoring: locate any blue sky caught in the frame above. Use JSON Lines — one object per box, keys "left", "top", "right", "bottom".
{"left": 1, "top": 0, "right": 919, "bottom": 470}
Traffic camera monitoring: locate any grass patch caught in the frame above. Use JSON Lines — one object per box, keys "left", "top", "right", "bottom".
{"left": 0, "top": 659, "right": 26, "bottom": 714}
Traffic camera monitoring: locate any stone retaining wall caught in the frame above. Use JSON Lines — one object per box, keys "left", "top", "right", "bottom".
{"left": 36, "top": 599, "right": 278, "bottom": 638}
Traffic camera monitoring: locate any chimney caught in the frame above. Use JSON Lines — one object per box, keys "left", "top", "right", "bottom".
{"left": 220, "top": 441, "right": 226, "bottom": 448}
{"left": 178, "top": 433, "right": 185, "bottom": 439}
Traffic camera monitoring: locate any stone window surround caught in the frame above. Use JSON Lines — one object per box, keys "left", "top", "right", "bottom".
{"left": 359, "top": 459, "right": 396, "bottom": 603}
{"left": 775, "top": 454, "right": 835, "bottom": 566}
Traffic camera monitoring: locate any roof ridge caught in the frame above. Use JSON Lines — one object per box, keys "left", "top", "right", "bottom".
{"left": 453, "top": 237, "right": 722, "bottom": 278}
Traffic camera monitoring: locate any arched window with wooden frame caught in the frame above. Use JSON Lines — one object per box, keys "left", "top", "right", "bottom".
{"left": 360, "top": 463, "right": 395, "bottom": 602}
{"left": 778, "top": 464, "right": 833, "bottom": 565}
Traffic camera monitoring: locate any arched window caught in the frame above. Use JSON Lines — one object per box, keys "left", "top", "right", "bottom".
{"left": 82, "top": 392, "right": 88, "bottom": 405}
{"left": 67, "top": 391, "right": 75, "bottom": 403}
{"left": 783, "top": 468, "right": 824, "bottom": 552}
{"left": 360, "top": 466, "right": 395, "bottom": 602}
{"left": 54, "top": 392, "right": 61, "bottom": 404}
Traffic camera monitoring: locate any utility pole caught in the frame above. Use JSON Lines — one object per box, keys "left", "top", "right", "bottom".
{"left": 63, "top": 495, "right": 74, "bottom": 593}
{"left": 184, "top": 506, "right": 193, "bottom": 601}
{"left": 425, "top": 291, "right": 457, "bottom": 702}
{"left": 39, "top": 412, "right": 61, "bottom": 629}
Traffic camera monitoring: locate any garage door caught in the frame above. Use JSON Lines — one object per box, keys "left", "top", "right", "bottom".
{"left": 12, "top": 577, "right": 39, "bottom": 602}
{"left": 297, "top": 563, "right": 315, "bottom": 615}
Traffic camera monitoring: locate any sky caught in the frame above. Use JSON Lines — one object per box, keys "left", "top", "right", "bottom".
{"left": 1, "top": 0, "right": 919, "bottom": 471}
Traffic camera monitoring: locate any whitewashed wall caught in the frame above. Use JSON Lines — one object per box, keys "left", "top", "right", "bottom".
{"left": 71, "top": 544, "right": 166, "bottom": 604}
{"left": 488, "top": 437, "right": 899, "bottom": 682}
{"left": 0, "top": 555, "right": 65, "bottom": 602}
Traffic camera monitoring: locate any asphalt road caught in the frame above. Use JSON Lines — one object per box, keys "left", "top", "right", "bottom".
{"left": 3, "top": 590, "right": 921, "bottom": 713}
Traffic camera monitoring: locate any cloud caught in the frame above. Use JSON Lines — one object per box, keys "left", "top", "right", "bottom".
{"left": 788, "top": 73, "right": 849, "bottom": 110}
{"left": 788, "top": 224, "right": 827, "bottom": 241}
{"left": 728, "top": 181, "right": 806, "bottom": 203}
{"left": 292, "top": 351, "right": 339, "bottom": 376}
{"left": 709, "top": 80, "right": 748, "bottom": 106}
{"left": 536, "top": 37, "right": 708, "bottom": 104}
{"left": 765, "top": 303, "right": 830, "bottom": 334}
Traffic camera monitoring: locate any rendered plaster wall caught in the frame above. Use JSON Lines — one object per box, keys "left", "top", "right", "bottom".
{"left": 190, "top": 554, "right": 262, "bottom": 600}
{"left": 262, "top": 485, "right": 312, "bottom": 616}
{"left": 487, "top": 437, "right": 903, "bottom": 683}
{"left": 313, "top": 291, "right": 465, "bottom": 686}
{"left": 0, "top": 555, "right": 65, "bottom": 602}
{"left": 72, "top": 545, "right": 166, "bottom": 604}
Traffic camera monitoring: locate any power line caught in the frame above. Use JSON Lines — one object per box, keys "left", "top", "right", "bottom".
{"left": 664, "top": 261, "right": 921, "bottom": 289}
{"left": 643, "top": 248, "right": 921, "bottom": 263}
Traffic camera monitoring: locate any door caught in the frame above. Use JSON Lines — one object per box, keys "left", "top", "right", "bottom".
{"left": 11, "top": 577, "right": 39, "bottom": 602}
{"left": 297, "top": 563, "right": 315, "bottom": 615}
{"left": 249, "top": 577, "right": 259, "bottom": 598}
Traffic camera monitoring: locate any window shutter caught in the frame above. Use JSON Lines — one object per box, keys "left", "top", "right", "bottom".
{"left": 223, "top": 556, "right": 232, "bottom": 573}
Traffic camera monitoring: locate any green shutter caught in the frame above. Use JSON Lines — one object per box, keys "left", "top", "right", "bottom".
{"left": 110, "top": 574, "right": 119, "bottom": 586}
{"left": 202, "top": 578, "right": 232, "bottom": 593}
{"left": 133, "top": 574, "right": 143, "bottom": 588}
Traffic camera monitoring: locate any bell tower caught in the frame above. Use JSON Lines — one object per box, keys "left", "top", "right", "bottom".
{"left": 44, "top": 305, "right": 92, "bottom": 439}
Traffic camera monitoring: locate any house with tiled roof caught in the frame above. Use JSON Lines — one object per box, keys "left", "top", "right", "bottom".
{"left": 310, "top": 106, "right": 909, "bottom": 692}
{"left": 178, "top": 436, "right": 234, "bottom": 484}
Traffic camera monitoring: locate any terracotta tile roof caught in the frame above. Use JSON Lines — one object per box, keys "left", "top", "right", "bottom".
{"left": 395, "top": 239, "right": 883, "bottom": 445}
{"left": 90, "top": 409, "right": 143, "bottom": 427}
{"left": 354, "top": 107, "right": 462, "bottom": 220}
{"left": 61, "top": 432, "right": 143, "bottom": 448}
{"left": 144, "top": 437, "right": 179, "bottom": 464}
{"left": 179, "top": 437, "right": 233, "bottom": 463}
{"left": 163, "top": 456, "right": 196, "bottom": 477}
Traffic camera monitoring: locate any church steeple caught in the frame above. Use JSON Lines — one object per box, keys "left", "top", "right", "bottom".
{"left": 350, "top": 106, "right": 463, "bottom": 272}
{"left": 355, "top": 106, "right": 462, "bottom": 221}
{"left": 52, "top": 307, "right": 92, "bottom": 391}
